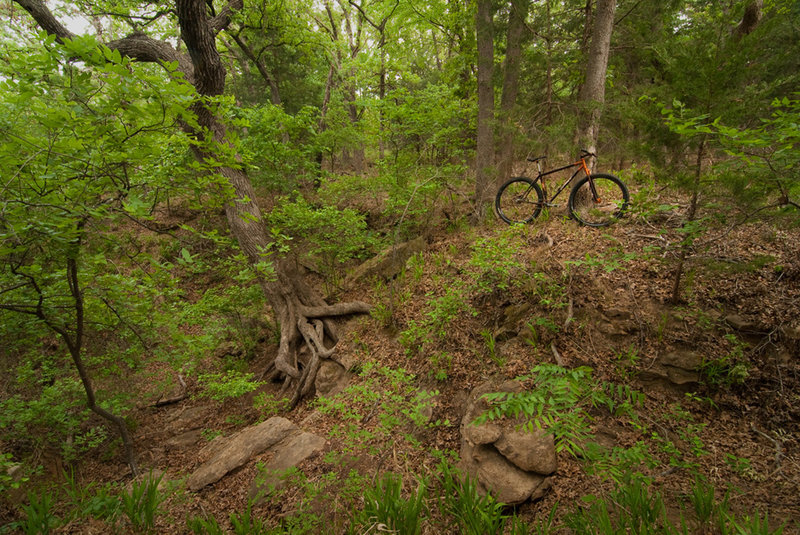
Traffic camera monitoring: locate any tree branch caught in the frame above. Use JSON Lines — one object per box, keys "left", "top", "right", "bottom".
{"left": 208, "top": 0, "right": 244, "bottom": 34}
{"left": 13, "top": 0, "right": 195, "bottom": 80}
{"left": 106, "top": 32, "right": 194, "bottom": 80}
{"left": 13, "top": 0, "right": 75, "bottom": 42}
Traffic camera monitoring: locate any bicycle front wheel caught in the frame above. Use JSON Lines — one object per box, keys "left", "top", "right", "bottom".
{"left": 495, "top": 177, "right": 544, "bottom": 224}
{"left": 568, "top": 173, "right": 629, "bottom": 227}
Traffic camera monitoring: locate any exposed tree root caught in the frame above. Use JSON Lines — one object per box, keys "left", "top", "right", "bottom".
{"left": 260, "top": 261, "right": 370, "bottom": 407}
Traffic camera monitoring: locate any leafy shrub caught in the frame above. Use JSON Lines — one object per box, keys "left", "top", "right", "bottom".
{"left": 699, "top": 334, "right": 750, "bottom": 386}
{"left": 15, "top": 491, "right": 60, "bottom": 535}
{"left": 315, "top": 364, "right": 445, "bottom": 457}
{"left": 63, "top": 469, "right": 120, "bottom": 521}
{"left": 351, "top": 473, "right": 428, "bottom": 535}
{"left": 436, "top": 461, "right": 507, "bottom": 535}
{"left": 399, "top": 285, "right": 474, "bottom": 355}
{"left": 468, "top": 225, "right": 530, "bottom": 293}
{"left": 0, "top": 376, "right": 111, "bottom": 463}
{"left": 197, "top": 371, "right": 264, "bottom": 403}
{"left": 266, "top": 195, "right": 378, "bottom": 283}
{"left": 237, "top": 104, "right": 323, "bottom": 192}
{"left": 474, "top": 364, "right": 643, "bottom": 458}
{"left": 379, "top": 83, "right": 471, "bottom": 166}
{"left": 564, "top": 478, "right": 674, "bottom": 534}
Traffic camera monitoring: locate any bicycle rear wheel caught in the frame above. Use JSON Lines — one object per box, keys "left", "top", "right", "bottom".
{"left": 568, "top": 173, "right": 629, "bottom": 227}
{"left": 495, "top": 177, "right": 544, "bottom": 224}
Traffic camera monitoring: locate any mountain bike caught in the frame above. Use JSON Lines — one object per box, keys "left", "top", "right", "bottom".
{"left": 495, "top": 149, "right": 629, "bottom": 227}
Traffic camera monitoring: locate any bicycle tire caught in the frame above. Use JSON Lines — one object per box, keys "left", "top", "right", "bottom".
{"left": 495, "top": 177, "right": 544, "bottom": 224}
{"left": 568, "top": 173, "right": 629, "bottom": 227}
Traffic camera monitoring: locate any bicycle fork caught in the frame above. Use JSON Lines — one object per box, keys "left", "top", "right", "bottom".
{"left": 581, "top": 158, "right": 602, "bottom": 203}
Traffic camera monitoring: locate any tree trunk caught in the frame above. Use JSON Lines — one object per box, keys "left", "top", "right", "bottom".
{"left": 544, "top": 0, "right": 554, "bottom": 132}
{"left": 669, "top": 136, "right": 705, "bottom": 304}
{"left": 733, "top": 0, "right": 763, "bottom": 40}
{"left": 575, "top": 0, "right": 616, "bottom": 167}
{"left": 474, "top": 0, "right": 495, "bottom": 222}
{"left": 62, "top": 255, "right": 140, "bottom": 476}
{"left": 496, "top": 0, "right": 529, "bottom": 187}
{"left": 16, "top": 0, "right": 370, "bottom": 416}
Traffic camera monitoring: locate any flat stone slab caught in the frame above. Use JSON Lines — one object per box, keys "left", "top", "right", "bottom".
{"left": 249, "top": 431, "right": 326, "bottom": 502}
{"left": 186, "top": 417, "right": 298, "bottom": 491}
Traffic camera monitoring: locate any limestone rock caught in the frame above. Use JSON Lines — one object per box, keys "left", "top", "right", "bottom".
{"left": 465, "top": 422, "right": 502, "bottom": 445}
{"left": 186, "top": 417, "right": 298, "bottom": 491}
{"left": 165, "top": 429, "right": 204, "bottom": 451}
{"left": 167, "top": 406, "right": 208, "bottom": 431}
{"left": 459, "top": 379, "right": 557, "bottom": 505}
{"left": 639, "top": 350, "right": 703, "bottom": 387}
{"left": 494, "top": 428, "right": 557, "bottom": 474}
{"left": 473, "top": 446, "right": 547, "bottom": 505}
{"left": 725, "top": 314, "right": 765, "bottom": 333}
{"left": 495, "top": 303, "right": 532, "bottom": 341}
{"left": 249, "top": 431, "right": 326, "bottom": 502}
{"left": 596, "top": 307, "right": 639, "bottom": 335}
{"left": 782, "top": 324, "right": 800, "bottom": 340}
{"left": 315, "top": 360, "right": 351, "bottom": 398}
{"left": 345, "top": 237, "right": 425, "bottom": 286}
{"left": 661, "top": 351, "right": 703, "bottom": 385}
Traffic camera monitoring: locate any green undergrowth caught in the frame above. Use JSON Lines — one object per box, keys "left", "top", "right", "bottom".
{"left": 191, "top": 461, "right": 788, "bottom": 534}
{"left": 3, "top": 357, "right": 793, "bottom": 534}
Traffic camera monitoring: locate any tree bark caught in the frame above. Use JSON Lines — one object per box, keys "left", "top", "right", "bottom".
{"left": 669, "top": 136, "right": 705, "bottom": 304}
{"left": 496, "top": 0, "right": 529, "bottom": 187}
{"left": 733, "top": 0, "right": 763, "bottom": 40}
{"left": 575, "top": 0, "right": 616, "bottom": 168}
{"left": 15, "top": 0, "right": 369, "bottom": 416}
{"left": 473, "top": 0, "right": 495, "bottom": 222}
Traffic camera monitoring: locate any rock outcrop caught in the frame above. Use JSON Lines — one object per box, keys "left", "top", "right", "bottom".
{"left": 186, "top": 417, "right": 325, "bottom": 492}
{"left": 344, "top": 236, "right": 425, "bottom": 286}
{"left": 459, "top": 380, "right": 556, "bottom": 505}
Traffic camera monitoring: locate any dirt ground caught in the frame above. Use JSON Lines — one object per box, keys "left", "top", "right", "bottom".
{"left": 3, "top": 187, "right": 799, "bottom": 534}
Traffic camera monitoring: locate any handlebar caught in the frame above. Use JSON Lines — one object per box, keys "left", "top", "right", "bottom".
{"left": 580, "top": 148, "right": 596, "bottom": 158}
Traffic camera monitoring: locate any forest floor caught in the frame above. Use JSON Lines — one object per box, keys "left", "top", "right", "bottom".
{"left": 3, "top": 179, "right": 800, "bottom": 534}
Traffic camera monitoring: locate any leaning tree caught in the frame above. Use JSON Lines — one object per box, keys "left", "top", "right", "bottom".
{"left": 11, "top": 0, "right": 370, "bottom": 406}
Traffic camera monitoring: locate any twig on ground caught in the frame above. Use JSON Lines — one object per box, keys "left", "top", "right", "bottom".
{"left": 550, "top": 342, "right": 566, "bottom": 367}
{"left": 563, "top": 297, "right": 574, "bottom": 330}
{"left": 751, "top": 423, "right": 784, "bottom": 471}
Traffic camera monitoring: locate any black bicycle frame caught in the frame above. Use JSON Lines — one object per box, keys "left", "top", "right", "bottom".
{"left": 535, "top": 160, "right": 588, "bottom": 203}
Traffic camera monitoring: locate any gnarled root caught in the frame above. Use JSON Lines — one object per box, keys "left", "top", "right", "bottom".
{"left": 261, "top": 263, "right": 370, "bottom": 407}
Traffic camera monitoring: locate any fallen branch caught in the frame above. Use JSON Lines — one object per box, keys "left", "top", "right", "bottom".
{"left": 154, "top": 374, "right": 187, "bottom": 407}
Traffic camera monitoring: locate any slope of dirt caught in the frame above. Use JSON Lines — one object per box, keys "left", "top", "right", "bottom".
{"left": 3, "top": 190, "right": 799, "bottom": 533}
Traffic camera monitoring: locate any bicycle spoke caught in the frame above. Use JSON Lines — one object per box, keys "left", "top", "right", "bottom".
{"left": 495, "top": 177, "right": 544, "bottom": 224}
{"left": 568, "top": 174, "right": 629, "bottom": 227}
